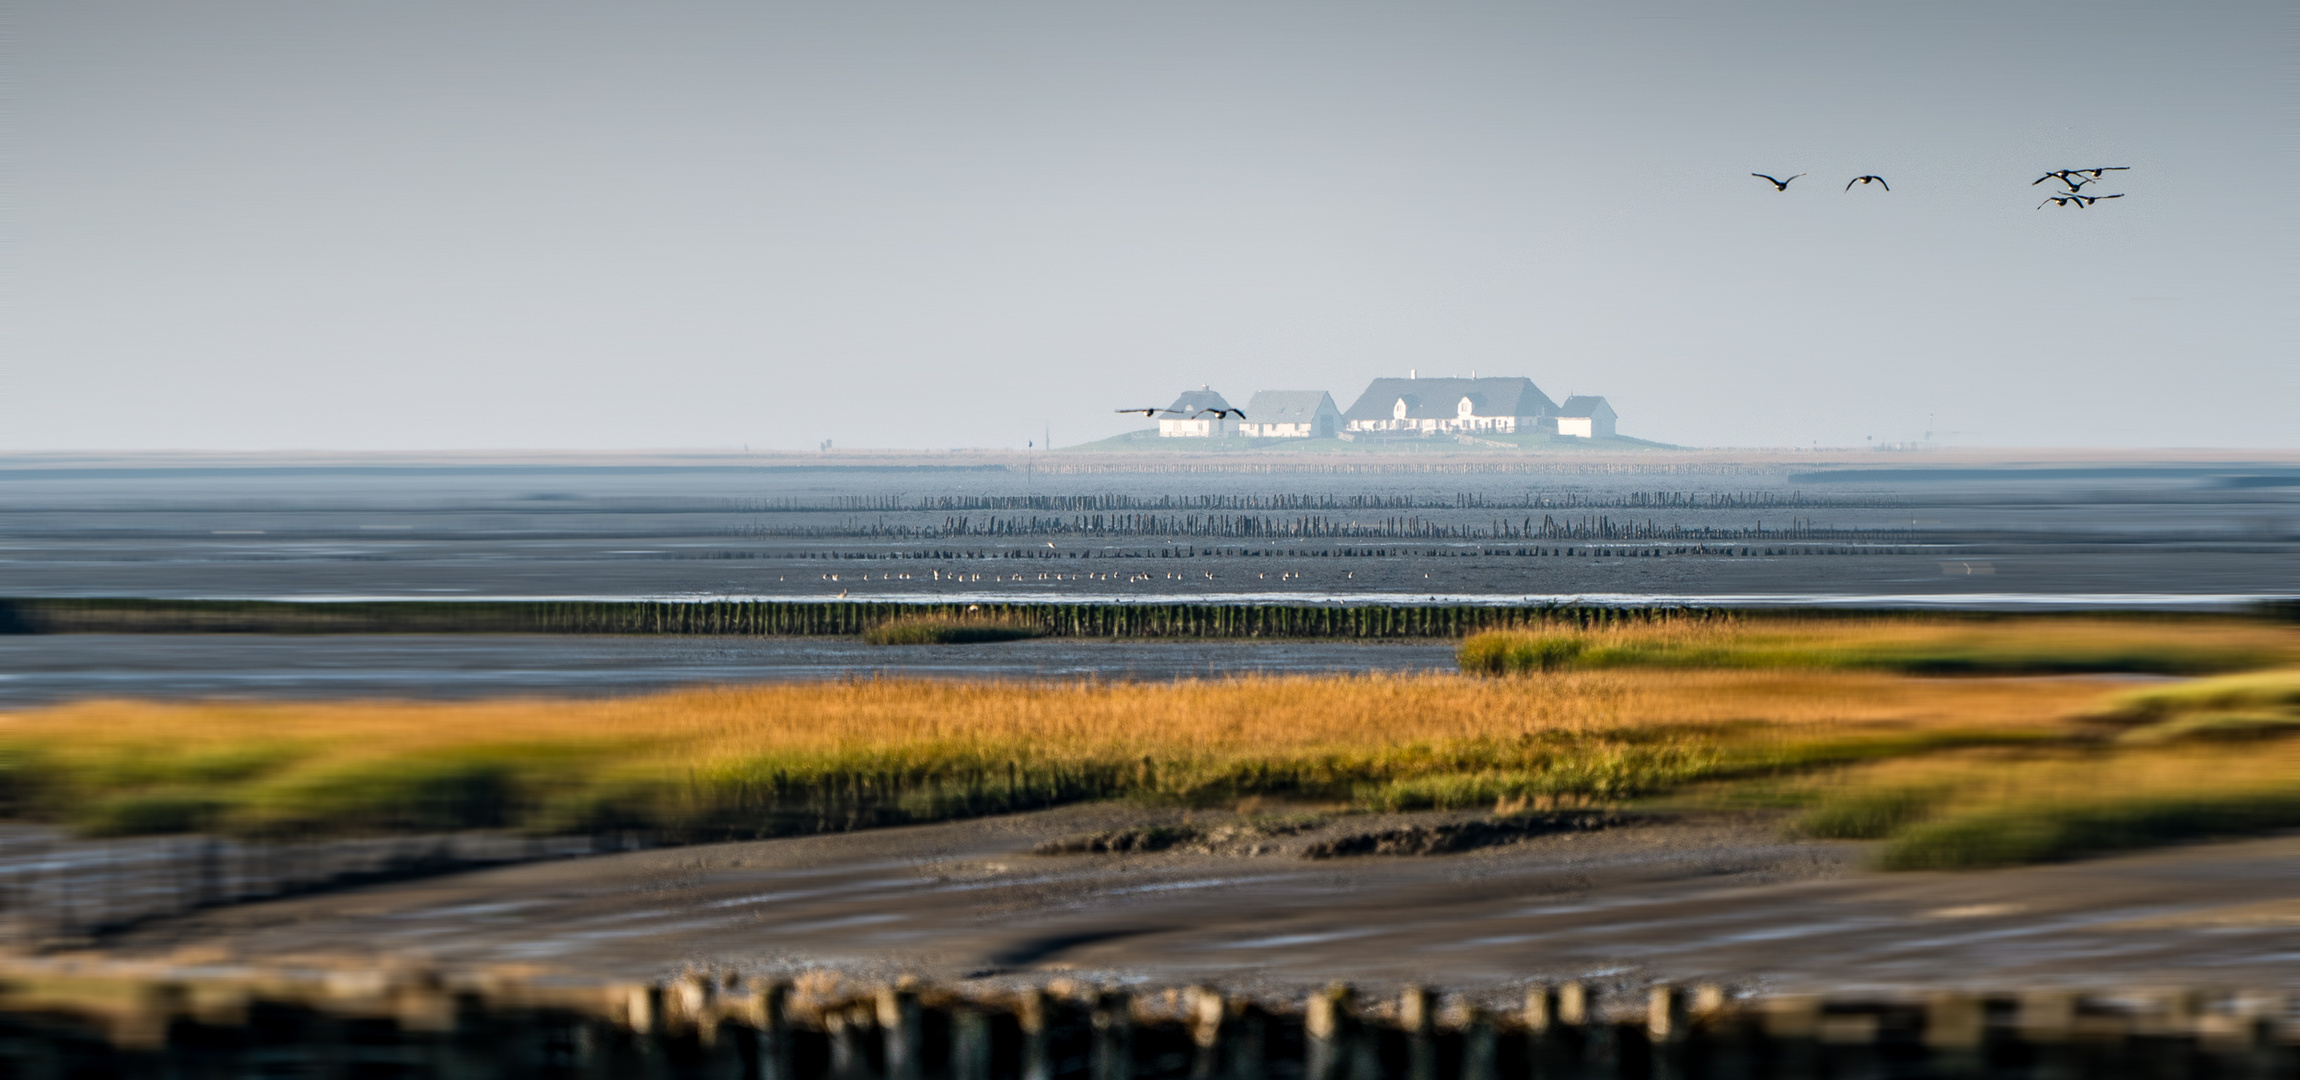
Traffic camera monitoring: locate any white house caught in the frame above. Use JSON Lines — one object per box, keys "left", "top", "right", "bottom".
{"left": 1340, "top": 376, "right": 1559, "bottom": 436}
{"left": 1238, "top": 391, "right": 1341, "bottom": 438}
{"left": 1553, "top": 395, "right": 1617, "bottom": 438}
{"left": 1156, "top": 386, "right": 1239, "bottom": 437}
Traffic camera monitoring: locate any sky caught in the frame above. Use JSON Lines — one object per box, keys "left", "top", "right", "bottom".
{"left": 7, "top": 1, "right": 2293, "bottom": 451}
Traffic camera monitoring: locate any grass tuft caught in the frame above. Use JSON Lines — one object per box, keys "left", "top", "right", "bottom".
{"left": 863, "top": 612, "right": 1046, "bottom": 645}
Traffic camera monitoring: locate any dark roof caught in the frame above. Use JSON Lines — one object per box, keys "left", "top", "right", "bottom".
{"left": 1557, "top": 395, "right": 1615, "bottom": 418}
{"left": 1162, "top": 388, "right": 1235, "bottom": 416}
{"left": 1243, "top": 391, "right": 1337, "bottom": 424}
{"left": 1340, "top": 377, "right": 1557, "bottom": 421}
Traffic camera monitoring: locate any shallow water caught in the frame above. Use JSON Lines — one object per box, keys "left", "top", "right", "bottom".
{"left": 3, "top": 457, "right": 2292, "bottom": 606}
{"left": 0, "top": 635, "right": 1460, "bottom": 705}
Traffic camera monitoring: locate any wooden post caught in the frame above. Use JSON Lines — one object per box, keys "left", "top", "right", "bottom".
{"left": 1224, "top": 1001, "right": 1268, "bottom": 1080}
{"left": 1647, "top": 986, "right": 1688, "bottom": 1080}
{"left": 826, "top": 1003, "right": 871, "bottom": 1080}
{"left": 625, "top": 982, "right": 664, "bottom": 1038}
{"left": 1399, "top": 985, "right": 1435, "bottom": 1080}
{"left": 879, "top": 981, "right": 924, "bottom": 1080}
{"left": 2197, "top": 990, "right": 2287, "bottom": 1078}
{"left": 1456, "top": 1004, "right": 1497, "bottom": 1080}
{"left": 1018, "top": 988, "right": 1054, "bottom": 1080}
{"left": 1559, "top": 981, "right": 1609, "bottom": 1073}
{"left": 1524, "top": 982, "right": 1558, "bottom": 1078}
{"left": 2018, "top": 990, "right": 2079, "bottom": 1080}
{"left": 678, "top": 972, "right": 716, "bottom": 1037}
{"left": 1305, "top": 983, "right": 1353, "bottom": 1080}
{"left": 727, "top": 979, "right": 790, "bottom": 1080}
{"left": 1922, "top": 992, "right": 1986, "bottom": 1078}
{"left": 951, "top": 1005, "right": 994, "bottom": 1080}
{"left": 1090, "top": 988, "right": 1133, "bottom": 1080}
{"left": 1759, "top": 994, "right": 1820, "bottom": 1080}
{"left": 1687, "top": 985, "right": 1747, "bottom": 1080}
{"left": 112, "top": 980, "right": 188, "bottom": 1053}
{"left": 440, "top": 989, "right": 500, "bottom": 1080}
{"left": 1187, "top": 987, "right": 1224, "bottom": 1080}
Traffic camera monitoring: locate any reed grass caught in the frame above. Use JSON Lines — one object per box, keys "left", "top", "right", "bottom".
{"left": 5, "top": 640, "right": 2293, "bottom": 869}
{"left": 1458, "top": 617, "right": 2298, "bottom": 676}
{"left": 0, "top": 670, "right": 2094, "bottom": 842}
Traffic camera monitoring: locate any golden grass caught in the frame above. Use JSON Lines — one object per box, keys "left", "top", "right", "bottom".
{"left": 5, "top": 616, "right": 2296, "bottom": 869}
{"left": 1459, "top": 616, "right": 2300, "bottom": 676}
{"left": 0, "top": 669, "right": 2107, "bottom": 841}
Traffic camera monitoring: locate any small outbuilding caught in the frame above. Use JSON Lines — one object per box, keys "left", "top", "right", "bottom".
{"left": 1553, "top": 395, "right": 1617, "bottom": 438}
{"left": 1239, "top": 391, "right": 1341, "bottom": 438}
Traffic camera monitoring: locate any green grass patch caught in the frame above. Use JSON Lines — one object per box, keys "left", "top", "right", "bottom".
{"left": 2084, "top": 669, "right": 2300, "bottom": 725}
{"left": 863, "top": 613, "right": 1046, "bottom": 645}
{"left": 1793, "top": 786, "right": 1951, "bottom": 840}
{"left": 75, "top": 788, "right": 231, "bottom": 837}
{"left": 1877, "top": 791, "right": 2300, "bottom": 870}
{"left": 1460, "top": 624, "right": 2297, "bottom": 677}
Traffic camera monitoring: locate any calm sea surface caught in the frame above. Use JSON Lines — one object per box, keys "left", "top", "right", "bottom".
{"left": 4, "top": 455, "right": 2291, "bottom": 700}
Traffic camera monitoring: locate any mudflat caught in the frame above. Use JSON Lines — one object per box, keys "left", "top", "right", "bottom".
{"left": 93, "top": 805, "right": 2300, "bottom": 997}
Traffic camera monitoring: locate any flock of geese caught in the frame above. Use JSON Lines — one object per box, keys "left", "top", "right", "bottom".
{"left": 1751, "top": 167, "right": 2131, "bottom": 208}
{"left": 1116, "top": 406, "right": 1246, "bottom": 420}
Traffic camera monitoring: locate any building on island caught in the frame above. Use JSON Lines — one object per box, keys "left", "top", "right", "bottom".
{"left": 1156, "top": 386, "right": 1238, "bottom": 438}
{"left": 1339, "top": 376, "right": 1559, "bottom": 436}
{"left": 1238, "top": 391, "right": 1342, "bottom": 439}
{"left": 1133, "top": 377, "right": 1620, "bottom": 441}
{"left": 1553, "top": 395, "right": 1617, "bottom": 438}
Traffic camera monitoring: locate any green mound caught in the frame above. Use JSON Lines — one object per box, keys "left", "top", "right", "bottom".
{"left": 863, "top": 614, "right": 1046, "bottom": 645}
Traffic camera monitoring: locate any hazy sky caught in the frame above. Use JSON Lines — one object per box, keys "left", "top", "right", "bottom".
{"left": 9, "top": 1, "right": 2292, "bottom": 451}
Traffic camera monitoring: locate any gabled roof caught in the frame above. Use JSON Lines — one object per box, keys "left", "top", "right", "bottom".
{"left": 1556, "top": 395, "right": 1615, "bottom": 418}
{"left": 1162, "top": 388, "right": 1235, "bottom": 416}
{"left": 1340, "top": 377, "right": 1557, "bottom": 421}
{"left": 1243, "top": 391, "right": 1337, "bottom": 424}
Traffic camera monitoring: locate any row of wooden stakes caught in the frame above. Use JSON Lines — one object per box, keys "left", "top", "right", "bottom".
{"left": 1, "top": 963, "right": 2293, "bottom": 1079}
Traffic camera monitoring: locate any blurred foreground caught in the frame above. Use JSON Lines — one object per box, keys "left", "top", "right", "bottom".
{"left": 2, "top": 808, "right": 2295, "bottom": 1077}
{"left": 0, "top": 614, "right": 2293, "bottom": 1073}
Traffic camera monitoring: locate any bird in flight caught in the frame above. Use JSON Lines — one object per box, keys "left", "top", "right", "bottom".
{"left": 2033, "top": 168, "right": 2128, "bottom": 191}
{"left": 2038, "top": 191, "right": 2123, "bottom": 209}
{"left": 1194, "top": 408, "right": 1248, "bottom": 420}
{"left": 1114, "top": 407, "right": 1181, "bottom": 417}
{"left": 1751, "top": 173, "right": 1805, "bottom": 191}
{"left": 1845, "top": 175, "right": 1890, "bottom": 191}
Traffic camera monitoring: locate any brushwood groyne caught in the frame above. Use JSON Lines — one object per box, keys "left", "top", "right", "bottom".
{"left": 3, "top": 598, "right": 2275, "bottom": 639}
{"left": 0, "top": 598, "right": 1743, "bottom": 639}
{"left": 1, "top": 964, "right": 2289, "bottom": 1079}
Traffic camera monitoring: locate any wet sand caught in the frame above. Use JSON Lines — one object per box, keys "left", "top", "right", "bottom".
{"left": 92, "top": 806, "right": 2300, "bottom": 996}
